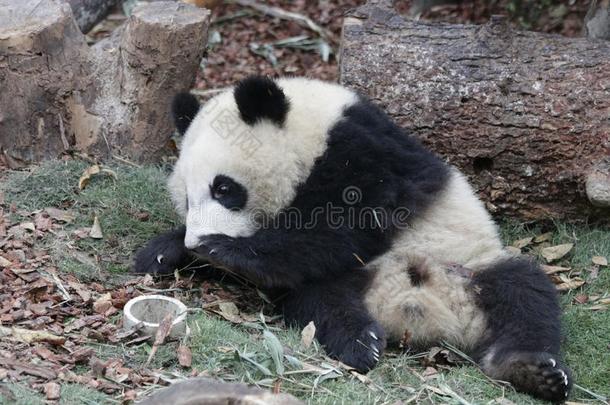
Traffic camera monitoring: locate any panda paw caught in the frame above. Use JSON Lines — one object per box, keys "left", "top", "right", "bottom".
{"left": 194, "top": 234, "right": 246, "bottom": 268}
{"left": 331, "top": 323, "right": 386, "bottom": 373}
{"left": 501, "top": 351, "right": 572, "bottom": 402}
{"left": 133, "top": 229, "right": 192, "bottom": 275}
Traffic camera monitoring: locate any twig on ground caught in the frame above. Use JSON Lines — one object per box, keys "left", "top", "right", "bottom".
{"left": 46, "top": 270, "right": 71, "bottom": 301}
{"left": 112, "top": 155, "right": 142, "bottom": 168}
{"left": 231, "top": 0, "right": 336, "bottom": 44}
{"left": 573, "top": 383, "right": 609, "bottom": 402}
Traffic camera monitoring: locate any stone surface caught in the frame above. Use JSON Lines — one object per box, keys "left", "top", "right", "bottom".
{"left": 586, "top": 159, "right": 610, "bottom": 207}
{"left": 139, "top": 378, "right": 304, "bottom": 405}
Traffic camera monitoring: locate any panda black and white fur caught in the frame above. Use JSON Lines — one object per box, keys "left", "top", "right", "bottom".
{"left": 135, "top": 76, "right": 572, "bottom": 402}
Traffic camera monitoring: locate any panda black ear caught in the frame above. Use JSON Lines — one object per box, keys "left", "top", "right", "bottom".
{"left": 234, "top": 76, "right": 289, "bottom": 126}
{"left": 172, "top": 93, "right": 200, "bottom": 135}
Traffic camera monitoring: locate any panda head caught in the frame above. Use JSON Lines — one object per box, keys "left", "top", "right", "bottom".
{"left": 168, "top": 76, "right": 358, "bottom": 249}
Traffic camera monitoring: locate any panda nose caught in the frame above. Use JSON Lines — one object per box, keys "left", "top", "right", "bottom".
{"left": 184, "top": 231, "right": 202, "bottom": 250}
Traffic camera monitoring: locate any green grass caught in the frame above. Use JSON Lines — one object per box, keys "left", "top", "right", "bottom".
{"left": 4, "top": 159, "right": 178, "bottom": 281}
{"left": 1, "top": 159, "right": 609, "bottom": 404}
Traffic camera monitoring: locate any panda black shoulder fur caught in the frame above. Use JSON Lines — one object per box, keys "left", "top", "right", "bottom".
{"left": 135, "top": 76, "right": 571, "bottom": 402}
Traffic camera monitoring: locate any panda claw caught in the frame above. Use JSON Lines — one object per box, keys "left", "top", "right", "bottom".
{"left": 369, "top": 331, "right": 378, "bottom": 340}
{"left": 209, "top": 249, "right": 217, "bottom": 256}
{"left": 371, "top": 344, "right": 379, "bottom": 354}
{"left": 156, "top": 254, "right": 165, "bottom": 264}
{"left": 549, "top": 358, "right": 556, "bottom": 368}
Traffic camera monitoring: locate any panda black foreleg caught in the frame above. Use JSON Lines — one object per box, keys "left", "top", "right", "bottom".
{"left": 472, "top": 257, "right": 572, "bottom": 402}
{"left": 278, "top": 271, "right": 386, "bottom": 373}
{"left": 194, "top": 229, "right": 366, "bottom": 289}
{"left": 133, "top": 226, "right": 198, "bottom": 274}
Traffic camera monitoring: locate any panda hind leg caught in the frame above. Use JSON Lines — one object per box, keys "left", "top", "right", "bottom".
{"left": 471, "top": 258, "right": 572, "bottom": 402}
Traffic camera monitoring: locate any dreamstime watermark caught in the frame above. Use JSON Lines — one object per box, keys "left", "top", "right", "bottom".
{"left": 186, "top": 186, "right": 412, "bottom": 232}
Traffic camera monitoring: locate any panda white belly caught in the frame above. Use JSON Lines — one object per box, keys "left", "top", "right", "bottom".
{"left": 364, "top": 168, "right": 511, "bottom": 350}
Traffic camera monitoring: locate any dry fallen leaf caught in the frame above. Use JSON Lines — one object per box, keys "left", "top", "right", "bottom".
{"left": 78, "top": 165, "right": 118, "bottom": 190}
{"left": 89, "top": 216, "right": 103, "bottom": 239}
{"left": 350, "top": 369, "right": 374, "bottom": 384}
{"left": 585, "top": 305, "right": 608, "bottom": 311}
{"left": 533, "top": 232, "right": 553, "bottom": 243}
{"left": 145, "top": 313, "right": 174, "bottom": 367}
{"left": 215, "top": 302, "right": 242, "bottom": 324}
{"left": 45, "top": 207, "right": 76, "bottom": 223}
{"left": 34, "top": 213, "right": 53, "bottom": 232}
{"left": 597, "top": 298, "right": 610, "bottom": 305}
{"left": 44, "top": 382, "right": 60, "bottom": 400}
{"left": 493, "top": 398, "right": 518, "bottom": 405}
{"left": 424, "top": 346, "right": 460, "bottom": 366}
{"left": 541, "top": 265, "right": 571, "bottom": 275}
{"left": 573, "top": 294, "right": 588, "bottom": 304}
{"left": 79, "top": 165, "right": 101, "bottom": 190}
{"left": 541, "top": 243, "right": 573, "bottom": 263}
{"left": 177, "top": 344, "right": 192, "bottom": 368}
{"left": 300, "top": 321, "right": 316, "bottom": 348}
{"left": 67, "top": 280, "right": 92, "bottom": 303}
{"left": 592, "top": 256, "right": 608, "bottom": 266}
{"left": 20, "top": 222, "right": 36, "bottom": 232}
{"left": 512, "top": 237, "right": 533, "bottom": 249}
{"left": 124, "top": 390, "right": 137, "bottom": 401}
{"left": 0, "top": 256, "right": 11, "bottom": 268}
{"left": 422, "top": 366, "right": 439, "bottom": 380}
{"left": 93, "top": 293, "right": 113, "bottom": 314}
{"left": 555, "top": 275, "right": 585, "bottom": 291}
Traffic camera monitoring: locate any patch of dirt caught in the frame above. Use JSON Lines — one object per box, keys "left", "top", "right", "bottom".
{"left": 196, "top": 0, "right": 364, "bottom": 89}
{"left": 0, "top": 203, "right": 261, "bottom": 401}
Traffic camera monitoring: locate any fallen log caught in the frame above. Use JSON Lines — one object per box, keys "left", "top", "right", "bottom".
{"left": 340, "top": 0, "right": 610, "bottom": 220}
{"left": 0, "top": 0, "right": 209, "bottom": 164}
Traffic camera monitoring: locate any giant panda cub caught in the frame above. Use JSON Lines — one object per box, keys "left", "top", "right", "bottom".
{"left": 135, "top": 76, "right": 572, "bottom": 402}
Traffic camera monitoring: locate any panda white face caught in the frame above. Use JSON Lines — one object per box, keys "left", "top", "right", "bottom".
{"left": 168, "top": 77, "right": 357, "bottom": 249}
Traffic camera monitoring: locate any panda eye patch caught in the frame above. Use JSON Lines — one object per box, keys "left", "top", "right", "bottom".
{"left": 210, "top": 175, "right": 248, "bottom": 211}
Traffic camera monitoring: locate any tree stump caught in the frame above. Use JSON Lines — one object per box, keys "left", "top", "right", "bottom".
{"left": 0, "top": 0, "right": 210, "bottom": 164}
{"left": 340, "top": 0, "right": 610, "bottom": 220}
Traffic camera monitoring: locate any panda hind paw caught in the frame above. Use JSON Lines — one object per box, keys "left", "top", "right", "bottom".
{"left": 501, "top": 351, "right": 572, "bottom": 402}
